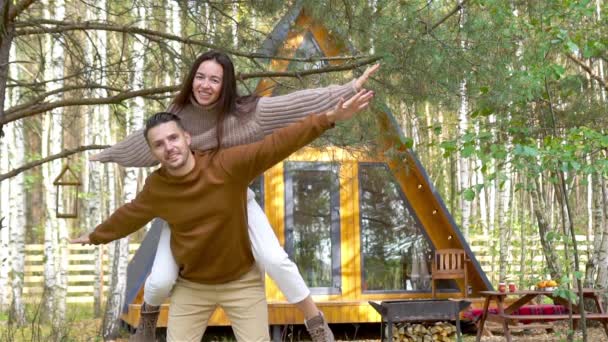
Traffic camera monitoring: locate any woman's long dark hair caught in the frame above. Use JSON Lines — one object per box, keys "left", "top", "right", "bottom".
{"left": 171, "top": 50, "right": 258, "bottom": 150}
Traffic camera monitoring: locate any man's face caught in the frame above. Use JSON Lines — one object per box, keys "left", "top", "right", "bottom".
{"left": 147, "top": 121, "right": 192, "bottom": 173}
{"left": 192, "top": 60, "right": 223, "bottom": 106}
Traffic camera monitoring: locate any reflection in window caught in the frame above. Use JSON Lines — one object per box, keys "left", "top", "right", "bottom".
{"left": 359, "top": 163, "right": 433, "bottom": 292}
{"left": 284, "top": 162, "right": 341, "bottom": 294}
{"left": 249, "top": 176, "right": 264, "bottom": 209}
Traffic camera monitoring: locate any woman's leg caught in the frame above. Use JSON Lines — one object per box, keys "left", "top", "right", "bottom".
{"left": 131, "top": 221, "right": 180, "bottom": 342}
{"left": 246, "top": 189, "right": 334, "bottom": 341}
{"left": 144, "top": 221, "right": 180, "bottom": 305}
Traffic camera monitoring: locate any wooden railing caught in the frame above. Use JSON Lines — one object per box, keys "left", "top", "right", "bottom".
{"left": 9, "top": 235, "right": 595, "bottom": 303}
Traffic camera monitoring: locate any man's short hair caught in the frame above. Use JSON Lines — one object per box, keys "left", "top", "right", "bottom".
{"left": 144, "top": 112, "right": 187, "bottom": 143}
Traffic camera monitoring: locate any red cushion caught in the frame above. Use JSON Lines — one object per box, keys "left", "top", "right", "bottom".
{"left": 465, "top": 305, "right": 569, "bottom": 324}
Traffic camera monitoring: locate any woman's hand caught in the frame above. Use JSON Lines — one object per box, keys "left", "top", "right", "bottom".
{"left": 326, "top": 89, "right": 375, "bottom": 123}
{"left": 354, "top": 63, "right": 380, "bottom": 91}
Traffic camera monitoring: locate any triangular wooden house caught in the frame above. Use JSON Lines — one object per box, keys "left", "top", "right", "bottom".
{"left": 121, "top": 2, "right": 492, "bottom": 331}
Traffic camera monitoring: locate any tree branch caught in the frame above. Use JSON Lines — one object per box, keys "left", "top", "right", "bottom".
{"left": 0, "top": 144, "right": 110, "bottom": 182}
{"left": 3, "top": 85, "right": 179, "bottom": 125}
{"left": 8, "top": 0, "right": 35, "bottom": 21}
{"left": 428, "top": 0, "right": 469, "bottom": 32}
{"left": 15, "top": 19, "right": 374, "bottom": 62}
{"left": 238, "top": 57, "right": 382, "bottom": 80}
{"left": 7, "top": 84, "right": 123, "bottom": 114}
{"left": 2, "top": 58, "right": 380, "bottom": 125}
{"left": 566, "top": 53, "right": 608, "bottom": 92}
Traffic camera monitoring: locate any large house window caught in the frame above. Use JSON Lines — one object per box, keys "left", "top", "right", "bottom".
{"left": 359, "top": 163, "right": 436, "bottom": 293}
{"left": 284, "top": 162, "right": 341, "bottom": 295}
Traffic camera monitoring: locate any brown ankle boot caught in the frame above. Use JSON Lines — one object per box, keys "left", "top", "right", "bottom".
{"left": 305, "top": 312, "right": 335, "bottom": 342}
{"left": 129, "top": 302, "right": 160, "bottom": 342}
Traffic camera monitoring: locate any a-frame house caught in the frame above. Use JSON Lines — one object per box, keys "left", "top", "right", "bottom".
{"left": 121, "top": 1, "right": 492, "bottom": 331}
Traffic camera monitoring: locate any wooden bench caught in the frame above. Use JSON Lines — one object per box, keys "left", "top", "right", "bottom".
{"left": 476, "top": 289, "right": 608, "bottom": 342}
{"left": 502, "top": 313, "right": 608, "bottom": 321}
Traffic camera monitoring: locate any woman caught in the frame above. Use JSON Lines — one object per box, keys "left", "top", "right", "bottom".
{"left": 92, "top": 50, "right": 379, "bottom": 342}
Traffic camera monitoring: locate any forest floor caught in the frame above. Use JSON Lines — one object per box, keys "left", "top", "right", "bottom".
{"left": 2, "top": 318, "right": 608, "bottom": 341}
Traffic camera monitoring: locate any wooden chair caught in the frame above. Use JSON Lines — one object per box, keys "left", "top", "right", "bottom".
{"left": 431, "top": 248, "right": 469, "bottom": 298}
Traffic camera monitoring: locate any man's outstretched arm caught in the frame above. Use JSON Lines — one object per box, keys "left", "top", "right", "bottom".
{"left": 221, "top": 89, "right": 374, "bottom": 184}
{"left": 71, "top": 187, "right": 156, "bottom": 245}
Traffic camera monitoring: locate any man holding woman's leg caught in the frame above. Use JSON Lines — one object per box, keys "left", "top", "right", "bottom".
{"left": 91, "top": 50, "right": 379, "bottom": 341}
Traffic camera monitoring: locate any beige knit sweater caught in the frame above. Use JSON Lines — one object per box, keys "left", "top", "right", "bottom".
{"left": 94, "top": 80, "right": 357, "bottom": 167}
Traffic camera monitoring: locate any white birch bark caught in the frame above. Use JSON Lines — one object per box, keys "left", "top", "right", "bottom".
{"left": 0, "top": 41, "right": 17, "bottom": 311}
{"left": 167, "top": 0, "right": 182, "bottom": 81}
{"left": 368, "top": 0, "right": 377, "bottom": 54}
{"left": 591, "top": 0, "right": 607, "bottom": 288}
{"left": 587, "top": 155, "right": 594, "bottom": 258}
{"left": 497, "top": 131, "right": 512, "bottom": 282}
{"left": 585, "top": 172, "right": 602, "bottom": 286}
{"left": 457, "top": 90, "right": 471, "bottom": 237}
{"left": 205, "top": 3, "right": 216, "bottom": 44}
{"left": 103, "top": 4, "right": 146, "bottom": 337}
{"left": 595, "top": 0, "right": 606, "bottom": 101}
{"left": 232, "top": 2, "right": 239, "bottom": 48}
{"left": 85, "top": 0, "right": 108, "bottom": 317}
{"left": 41, "top": 0, "right": 66, "bottom": 324}
{"left": 594, "top": 174, "right": 608, "bottom": 288}
{"left": 0, "top": 134, "right": 9, "bottom": 310}
{"left": 488, "top": 114, "right": 497, "bottom": 238}
{"left": 456, "top": 2, "right": 471, "bottom": 238}
{"left": 475, "top": 121, "right": 488, "bottom": 236}
{"left": 9, "top": 120, "right": 26, "bottom": 325}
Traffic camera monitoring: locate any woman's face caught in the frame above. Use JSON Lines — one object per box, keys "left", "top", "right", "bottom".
{"left": 192, "top": 60, "right": 223, "bottom": 106}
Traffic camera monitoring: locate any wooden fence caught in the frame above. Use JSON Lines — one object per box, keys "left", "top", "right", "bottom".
{"left": 469, "top": 234, "right": 593, "bottom": 286}
{"left": 21, "top": 244, "right": 139, "bottom": 303}
{"left": 12, "top": 235, "right": 595, "bottom": 303}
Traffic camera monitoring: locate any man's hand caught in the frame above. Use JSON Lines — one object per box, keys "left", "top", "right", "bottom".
{"left": 354, "top": 63, "right": 380, "bottom": 91}
{"left": 326, "top": 89, "right": 374, "bottom": 123}
{"left": 70, "top": 233, "right": 91, "bottom": 245}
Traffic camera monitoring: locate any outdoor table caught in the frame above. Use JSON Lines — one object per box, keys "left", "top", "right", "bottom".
{"left": 475, "top": 289, "right": 608, "bottom": 342}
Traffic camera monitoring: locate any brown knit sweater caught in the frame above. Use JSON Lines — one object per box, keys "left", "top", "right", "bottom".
{"left": 88, "top": 114, "right": 333, "bottom": 284}
{"left": 93, "top": 80, "right": 356, "bottom": 167}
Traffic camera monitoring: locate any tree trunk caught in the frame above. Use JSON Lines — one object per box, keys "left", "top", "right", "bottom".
{"left": 595, "top": 0, "right": 606, "bottom": 102}
{"left": 531, "top": 178, "right": 560, "bottom": 280}
{"left": 594, "top": 175, "right": 608, "bottom": 289}
{"left": 0, "top": 34, "right": 16, "bottom": 311}
{"left": 41, "top": 0, "right": 67, "bottom": 322}
{"left": 82, "top": 0, "right": 109, "bottom": 317}
{"left": 0, "top": 137, "right": 9, "bottom": 309}
{"left": 457, "top": 2, "right": 471, "bottom": 238}
{"left": 0, "top": 0, "right": 14, "bottom": 132}
{"left": 476, "top": 121, "right": 488, "bottom": 236}
{"left": 9, "top": 121, "right": 26, "bottom": 325}
{"left": 102, "top": 3, "right": 146, "bottom": 336}
{"left": 102, "top": 238, "right": 129, "bottom": 339}
{"left": 42, "top": 110, "right": 62, "bottom": 324}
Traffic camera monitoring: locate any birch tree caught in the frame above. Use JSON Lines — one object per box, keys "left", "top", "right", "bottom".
{"left": 83, "top": 0, "right": 108, "bottom": 318}
{"left": 456, "top": 2, "right": 471, "bottom": 238}
{"left": 8, "top": 120, "right": 25, "bottom": 325}
{"left": 102, "top": 2, "right": 147, "bottom": 337}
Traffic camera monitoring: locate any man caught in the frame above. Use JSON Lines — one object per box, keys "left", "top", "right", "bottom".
{"left": 71, "top": 89, "right": 374, "bottom": 341}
